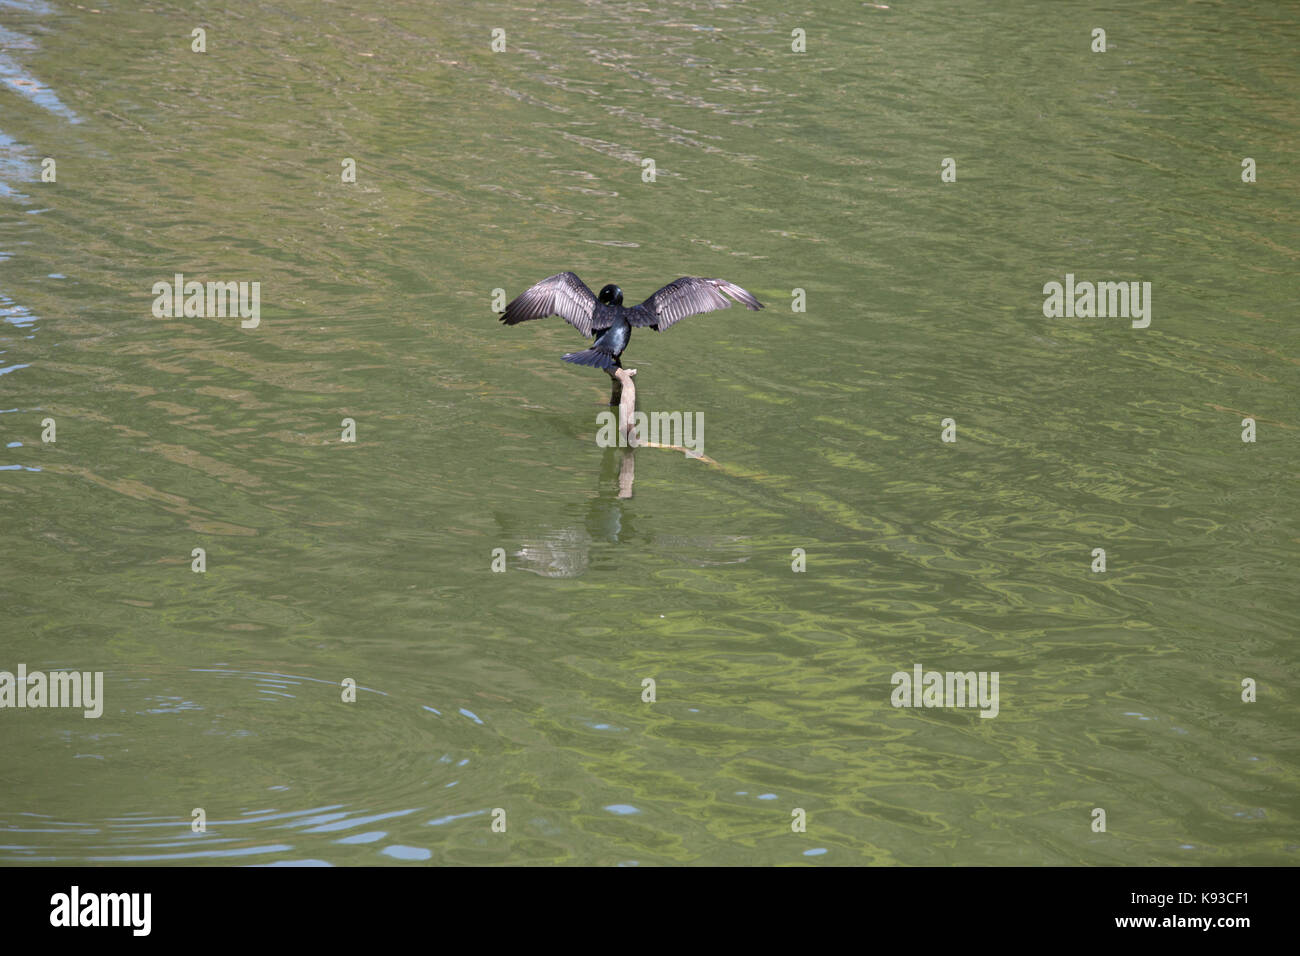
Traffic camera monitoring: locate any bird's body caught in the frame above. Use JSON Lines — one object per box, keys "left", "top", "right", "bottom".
{"left": 499, "top": 273, "right": 763, "bottom": 376}
{"left": 567, "top": 314, "right": 632, "bottom": 371}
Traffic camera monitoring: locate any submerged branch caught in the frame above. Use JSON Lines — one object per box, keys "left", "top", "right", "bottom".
{"left": 614, "top": 367, "right": 716, "bottom": 464}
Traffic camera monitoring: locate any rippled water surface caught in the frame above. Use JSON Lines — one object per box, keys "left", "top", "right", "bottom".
{"left": 2, "top": 1, "right": 1297, "bottom": 865}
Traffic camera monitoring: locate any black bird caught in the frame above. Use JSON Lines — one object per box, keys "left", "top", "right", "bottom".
{"left": 499, "top": 273, "right": 764, "bottom": 376}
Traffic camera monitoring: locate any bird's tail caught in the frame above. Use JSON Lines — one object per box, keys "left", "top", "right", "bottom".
{"left": 562, "top": 346, "right": 620, "bottom": 372}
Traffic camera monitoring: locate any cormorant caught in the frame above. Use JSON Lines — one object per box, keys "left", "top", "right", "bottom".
{"left": 498, "top": 273, "right": 764, "bottom": 375}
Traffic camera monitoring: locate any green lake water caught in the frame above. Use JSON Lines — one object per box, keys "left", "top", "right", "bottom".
{"left": 1, "top": 0, "right": 1297, "bottom": 865}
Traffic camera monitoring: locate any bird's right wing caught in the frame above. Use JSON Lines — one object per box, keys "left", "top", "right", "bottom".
{"left": 629, "top": 277, "right": 764, "bottom": 331}
{"left": 499, "top": 272, "right": 605, "bottom": 336}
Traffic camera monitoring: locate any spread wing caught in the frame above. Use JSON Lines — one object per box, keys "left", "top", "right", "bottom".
{"left": 628, "top": 277, "right": 764, "bottom": 331}
{"left": 499, "top": 272, "right": 606, "bottom": 337}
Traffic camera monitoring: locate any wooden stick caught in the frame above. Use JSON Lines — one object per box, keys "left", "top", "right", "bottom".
{"left": 615, "top": 368, "right": 639, "bottom": 447}
{"left": 613, "top": 367, "right": 716, "bottom": 463}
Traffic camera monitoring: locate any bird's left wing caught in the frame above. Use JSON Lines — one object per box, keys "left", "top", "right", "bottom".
{"left": 499, "top": 272, "right": 606, "bottom": 337}
{"left": 629, "top": 277, "right": 764, "bottom": 331}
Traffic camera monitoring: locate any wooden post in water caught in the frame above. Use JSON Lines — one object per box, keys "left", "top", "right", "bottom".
{"left": 615, "top": 368, "right": 638, "bottom": 497}
{"left": 612, "top": 367, "right": 715, "bottom": 462}
{"left": 614, "top": 367, "right": 639, "bottom": 447}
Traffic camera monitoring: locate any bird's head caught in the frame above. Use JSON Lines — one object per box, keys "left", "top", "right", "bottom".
{"left": 598, "top": 284, "right": 623, "bottom": 306}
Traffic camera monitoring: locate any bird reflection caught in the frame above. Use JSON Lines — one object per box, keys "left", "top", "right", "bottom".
{"left": 498, "top": 449, "right": 637, "bottom": 577}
